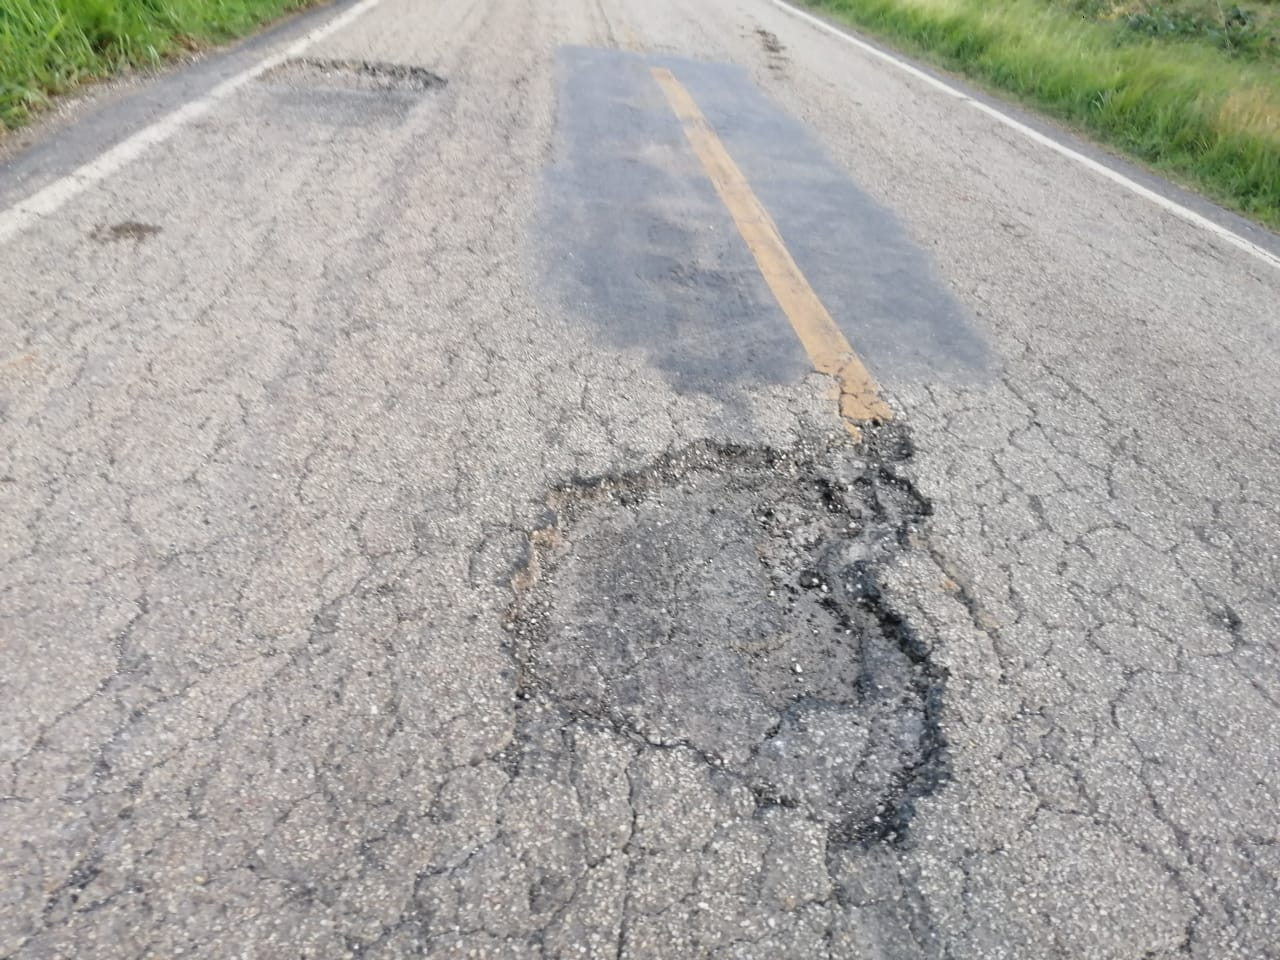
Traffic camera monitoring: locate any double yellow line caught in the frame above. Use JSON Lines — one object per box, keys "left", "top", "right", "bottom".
{"left": 651, "top": 67, "right": 891, "bottom": 439}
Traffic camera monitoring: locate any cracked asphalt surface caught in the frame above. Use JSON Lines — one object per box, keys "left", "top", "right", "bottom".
{"left": 3, "top": 0, "right": 1280, "bottom": 956}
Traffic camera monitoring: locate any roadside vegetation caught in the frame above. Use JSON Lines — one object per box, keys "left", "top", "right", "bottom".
{"left": 804, "top": 0, "right": 1280, "bottom": 229}
{"left": 0, "top": 0, "right": 321, "bottom": 129}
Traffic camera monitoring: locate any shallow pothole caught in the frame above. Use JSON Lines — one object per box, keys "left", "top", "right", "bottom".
{"left": 261, "top": 57, "right": 447, "bottom": 93}
{"left": 506, "top": 437, "right": 946, "bottom": 843}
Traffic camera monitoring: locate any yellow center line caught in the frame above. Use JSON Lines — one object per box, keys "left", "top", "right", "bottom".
{"left": 650, "top": 67, "right": 893, "bottom": 439}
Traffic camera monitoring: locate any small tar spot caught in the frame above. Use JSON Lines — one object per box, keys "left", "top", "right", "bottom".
{"left": 91, "top": 221, "right": 162, "bottom": 243}
{"left": 755, "top": 27, "right": 786, "bottom": 55}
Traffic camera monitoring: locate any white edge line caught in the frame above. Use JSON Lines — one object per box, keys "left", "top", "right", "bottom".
{"left": 0, "top": 0, "right": 387, "bottom": 246}
{"left": 771, "top": 0, "right": 1280, "bottom": 273}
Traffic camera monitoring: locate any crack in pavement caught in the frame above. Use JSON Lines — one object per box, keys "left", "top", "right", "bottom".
{"left": 495, "top": 433, "right": 951, "bottom": 953}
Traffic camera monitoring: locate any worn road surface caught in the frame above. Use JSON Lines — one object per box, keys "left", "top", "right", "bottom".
{"left": 3, "top": 0, "right": 1280, "bottom": 957}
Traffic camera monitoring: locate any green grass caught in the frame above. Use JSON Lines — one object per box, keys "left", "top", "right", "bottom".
{"left": 803, "top": 0, "right": 1280, "bottom": 229}
{"left": 0, "top": 0, "right": 323, "bottom": 129}
{"left": 1069, "top": 0, "right": 1279, "bottom": 61}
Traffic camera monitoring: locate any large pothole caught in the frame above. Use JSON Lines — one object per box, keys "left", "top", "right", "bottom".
{"left": 506, "top": 438, "right": 945, "bottom": 844}
{"left": 404, "top": 439, "right": 948, "bottom": 953}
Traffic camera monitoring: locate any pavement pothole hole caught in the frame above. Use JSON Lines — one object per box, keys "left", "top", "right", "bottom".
{"left": 506, "top": 437, "right": 947, "bottom": 847}
{"left": 261, "top": 57, "right": 447, "bottom": 93}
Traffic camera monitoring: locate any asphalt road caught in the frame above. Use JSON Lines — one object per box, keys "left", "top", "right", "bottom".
{"left": 3, "top": 0, "right": 1279, "bottom": 957}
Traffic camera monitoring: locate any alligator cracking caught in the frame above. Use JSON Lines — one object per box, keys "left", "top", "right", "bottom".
{"left": 504, "top": 426, "right": 948, "bottom": 858}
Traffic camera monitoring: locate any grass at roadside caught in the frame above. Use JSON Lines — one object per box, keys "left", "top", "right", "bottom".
{"left": 0, "top": 0, "right": 323, "bottom": 129}
{"left": 801, "top": 0, "right": 1280, "bottom": 230}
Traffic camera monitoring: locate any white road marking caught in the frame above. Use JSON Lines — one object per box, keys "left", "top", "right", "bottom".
{"left": 771, "top": 0, "right": 1280, "bottom": 273}
{"left": 0, "top": 0, "right": 388, "bottom": 246}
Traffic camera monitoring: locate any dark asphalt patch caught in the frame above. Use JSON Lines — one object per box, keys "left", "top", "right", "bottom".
{"left": 506, "top": 434, "right": 946, "bottom": 846}
{"left": 541, "top": 48, "right": 803, "bottom": 399}
{"left": 538, "top": 47, "right": 991, "bottom": 404}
